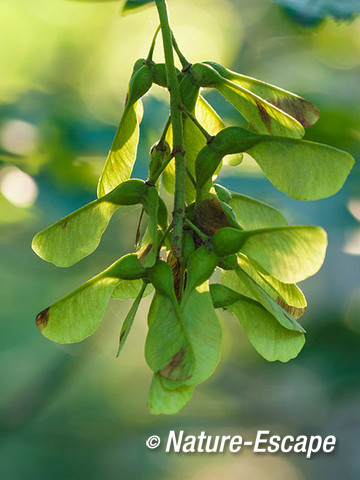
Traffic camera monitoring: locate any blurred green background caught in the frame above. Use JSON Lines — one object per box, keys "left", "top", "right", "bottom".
{"left": 1, "top": 0, "right": 359, "bottom": 478}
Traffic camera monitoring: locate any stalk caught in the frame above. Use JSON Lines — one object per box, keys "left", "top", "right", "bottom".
{"left": 156, "top": 0, "right": 186, "bottom": 262}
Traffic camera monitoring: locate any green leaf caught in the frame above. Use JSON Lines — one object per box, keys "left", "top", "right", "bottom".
{"left": 122, "top": 0, "right": 154, "bottom": 14}
{"left": 32, "top": 198, "right": 119, "bottom": 267}
{"left": 240, "top": 225, "right": 327, "bottom": 283}
{"left": 36, "top": 270, "right": 119, "bottom": 344}
{"left": 227, "top": 299, "right": 305, "bottom": 362}
{"left": 205, "top": 62, "right": 319, "bottom": 129}
{"left": 112, "top": 279, "right": 153, "bottom": 299}
{"left": 145, "top": 294, "right": 195, "bottom": 382}
{"left": 148, "top": 374, "right": 194, "bottom": 415}
{"left": 227, "top": 266, "right": 305, "bottom": 333}
{"left": 97, "top": 101, "right": 141, "bottom": 197}
{"left": 116, "top": 282, "right": 147, "bottom": 356}
{"left": 228, "top": 193, "right": 287, "bottom": 230}
{"left": 247, "top": 136, "right": 355, "bottom": 200}
{"left": 161, "top": 282, "right": 222, "bottom": 389}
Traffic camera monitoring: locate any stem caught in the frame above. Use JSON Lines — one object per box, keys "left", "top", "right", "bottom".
{"left": 156, "top": 0, "right": 186, "bottom": 262}
{"left": 171, "top": 31, "right": 191, "bottom": 70}
{"left": 148, "top": 151, "right": 174, "bottom": 184}
{"left": 146, "top": 25, "right": 161, "bottom": 62}
{"left": 180, "top": 104, "right": 213, "bottom": 142}
{"left": 185, "top": 166, "right": 196, "bottom": 188}
{"left": 158, "top": 115, "right": 171, "bottom": 146}
{"left": 185, "top": 219, "right": 209, "bottom": 242}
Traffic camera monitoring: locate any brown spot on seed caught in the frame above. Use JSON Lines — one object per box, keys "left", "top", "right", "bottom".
{"left": 158, "top": 348, "right": 186, "bottom": 378}
{"left": 194, "top": 198, "right": 231, "bottom": 241}
{"left": 256, "top": 100, "right": 272, "bottom": 133}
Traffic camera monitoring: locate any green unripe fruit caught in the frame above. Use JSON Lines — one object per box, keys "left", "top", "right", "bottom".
{"left": 126, "top": 64, "right": 153, "bottom": 109}
{"left": 148, "top": 140, "right": 171, "bottom": 180}
{"left": 186, "top": 246, "right": 218, "bottom": 291}
{"left": 190, "top": 63, "right": 222, "bottom": 88}
{"left": 211, "top": 127, "right": 259, "bottom": 156}
{"left": 180, "top": 73, "right": 200, "bottom": 111}
{"left": 106, "top": 179, "right": 147, "bottom": 205}
{"left": 195, "top": 127, "right": 260, "bottom": 198}
{"left": 211, "top": 227, "right": 246, "bottom": 256}
{"left": 111, "top": 253, "right": 147, "bottom": 280}
{"left": 202, "top": 61, "right": 228, "bottom": 79}
{"left": 150, "top": 63, "right": 181, "bottom": 87}
{"left": 131, "top": 58, "right": 147, "bottom": 76}
{"left": 147, "top": 260, "right": 177, "bottom": 300}
{"left": 195, "top": 147, "right": 221, "bottom": 196}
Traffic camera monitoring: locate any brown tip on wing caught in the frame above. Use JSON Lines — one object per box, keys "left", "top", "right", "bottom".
{"left": 36, "top": 307, "right": 50, "bottom": 331}
{"left": 274, "top": 97, "right": 320, "bottom": 129}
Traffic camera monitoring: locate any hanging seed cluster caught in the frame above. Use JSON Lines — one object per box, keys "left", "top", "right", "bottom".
{"left": 32, "top": 0, "right": 354, "bottom": 414}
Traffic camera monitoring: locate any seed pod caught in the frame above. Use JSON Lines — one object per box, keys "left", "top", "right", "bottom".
{"left": 132, "top": 58, "right": 147, "bottom": 76}
{"left": 180, "top": 73, "right": 200, "bottom": 112}
{"left": 147, "top": 259, "right": 177, "bottom": 301}
{"left": 211, "top": 227, "right": 246, "bottom": 257}
{"left": 110, "top": 253, "right": 147, "bottom": 280}
{"left": 150, "top": 63, "right": 181, "bottom": 88}
{"left": 182, "top": 246, "right": 218, "bottom": 305}
{"left": 106, "top": 179, "right": 147, "bottom": 205}
{"left": 195, "top": 147, "right": 221, "bottom": 199}
{"left": 148, "top": 140, "right": 171, "bottom": 181}
{"left": 195, "top": 127, "right": 260, "bottom": 200}
{"left": 125, "top": 64, "right": 153, "bottom": 112}
{"left": 190, "top": 62, "right": 222, "bottom": 88}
